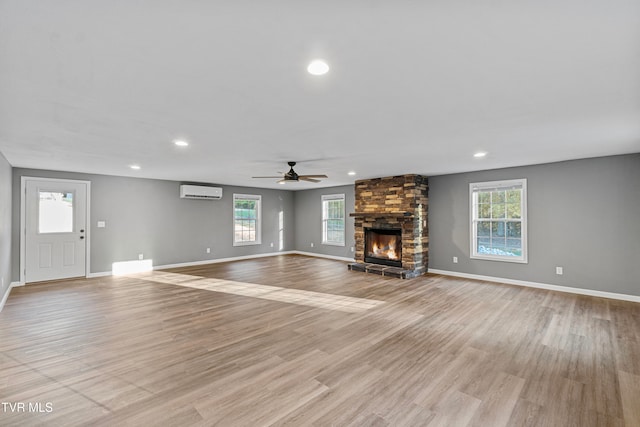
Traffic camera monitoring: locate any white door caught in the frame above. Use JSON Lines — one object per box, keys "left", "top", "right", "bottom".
{"left": 25, "top": 179, "right": 88, "bottom": 283}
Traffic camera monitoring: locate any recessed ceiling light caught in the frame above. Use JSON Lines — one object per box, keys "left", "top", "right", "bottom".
{"left": 348, "top": 171, "right": 356, "bottom": 176}
{"left": 474, "top": 152, "right": 487, "bottom": 158}
{"left": 307, "top": 60, "right": 329, "bottom": 76}
{"left": 174, "top": 139, "right": 189, "bottom": 147}
{"left": 279, "top": 181, "right": 285, "bottom": 185}
{"left": 129, "top": 164, "right": 141, "bottom": 170}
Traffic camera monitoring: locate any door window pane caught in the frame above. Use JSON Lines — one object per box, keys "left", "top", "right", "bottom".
{"left": 39, "top": 191, "right": 73, "bottom": 233}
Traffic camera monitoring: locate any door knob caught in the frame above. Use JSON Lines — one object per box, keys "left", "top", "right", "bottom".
{"left": 80, "top": 236, "right": 84, "bottom": 239}
{"left": 80, "top": 229, "right": 85, "bottom": 233}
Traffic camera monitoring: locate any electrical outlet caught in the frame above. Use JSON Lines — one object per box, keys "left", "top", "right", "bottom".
{"left": 206, "top": 248, "right": 211, "bottom": 254}
{"left": 556, "top": 266, "right": 563, "bottom": 275}
{"left": 350, "top": 246, "right": 355, "bottom": 252}
{"left": 97, "top": 220, "right": 106, "bottom": 228}
{"left": 138, "top": 253, "right": 143, "bottom": 260}
{"left": 270, "top": 242, "right": 274, "bottom": 248}
{"left": 310, "top": 242, "right": 314, "bottom": 248}
{"left": 453, "top": 256, "right": 458, "bottom": 263}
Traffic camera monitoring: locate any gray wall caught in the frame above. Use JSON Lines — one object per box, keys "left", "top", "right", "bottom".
{"left": 8, "top": 153, "right": 640, "bottom": 297}
{"left": 293, "top": 184, "right": 356, "bottom": 260}
{"left": 428, "top": 153, "right": 640, "bottom": 296}
{"left": 0, "top": 152, "right": 12, "bottom": 298}
{"left": 11, "top": 168, "right": 295, "bottom": 279}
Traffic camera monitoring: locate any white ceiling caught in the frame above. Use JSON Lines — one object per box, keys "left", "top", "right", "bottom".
{"left": 1, "top": 1, "right": 639, "bottom": 190}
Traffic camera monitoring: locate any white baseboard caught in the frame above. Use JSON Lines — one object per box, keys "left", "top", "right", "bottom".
{"left": 292, "top": 251, "right": 354, "bottom": 262}
{"left": 0, "top": 281, "right": 24, "bottom": 313}
{"left": 86, "top": 251, "right": 353, "bottom": 278}
{"left": 156, "top": 251, "right": 297, "bottom": 270}
{"left": 0, "top": 284, "right": 9, "bottom": 313}
{"left": 428, "top": 269, "right": 640, "bottom": 303}
{"left": 86, "top": 271, "right": 112, "bottom": 278}
{"left": 86, "top": 251, "right": 301, "bottom": 277}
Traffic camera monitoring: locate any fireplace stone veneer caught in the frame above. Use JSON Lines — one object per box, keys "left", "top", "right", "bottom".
{"left": 348, "top": 174, "right": 428, "bottom": 278}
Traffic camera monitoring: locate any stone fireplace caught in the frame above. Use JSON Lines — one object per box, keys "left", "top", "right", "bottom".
{"left": 348, "top": 174, "right": 428, "bottom": 278}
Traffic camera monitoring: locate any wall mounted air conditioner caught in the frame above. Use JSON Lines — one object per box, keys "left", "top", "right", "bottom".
{"left": 179, "top": 185, "right": 223, "bottom": 200}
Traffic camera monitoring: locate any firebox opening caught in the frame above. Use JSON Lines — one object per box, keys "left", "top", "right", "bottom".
{"left": 365, "top": 228, "right": 402, "bottom": 267}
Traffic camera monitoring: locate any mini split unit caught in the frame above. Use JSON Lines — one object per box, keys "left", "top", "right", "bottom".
{"left": 179, "top": 185, "right": 223, "bottom": 200}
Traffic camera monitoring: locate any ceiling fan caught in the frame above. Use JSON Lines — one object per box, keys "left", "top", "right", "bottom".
{"left": 252, "top": 161, "right": 328, "bottom": 183}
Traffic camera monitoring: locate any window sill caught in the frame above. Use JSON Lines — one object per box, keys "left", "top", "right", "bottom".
{"left": 233, "top": 241, "right": 262, "bottom": 247}
{"left": 470, "top": 254, "right": 528, "bottom": 264}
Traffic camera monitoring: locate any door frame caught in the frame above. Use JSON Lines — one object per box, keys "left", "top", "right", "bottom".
{"left": 20, "top": 176, "right": 92, "bottom": 284}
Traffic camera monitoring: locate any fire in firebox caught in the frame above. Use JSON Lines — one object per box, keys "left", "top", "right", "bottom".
{"left": 371, "top": 237, "right": 399, "bottom": 260}
{"left": 365, "top": 228, "right": 402, "bottom": 267}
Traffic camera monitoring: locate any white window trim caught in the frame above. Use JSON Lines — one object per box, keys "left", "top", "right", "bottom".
{"left": 233, "top": 193, "right": 262, "bottom": 246}
{"left": 322, "top": 193, "right": 346, "bottom": 247}
{"left": 469, "top": 179, "right": 528, "bottom": 263}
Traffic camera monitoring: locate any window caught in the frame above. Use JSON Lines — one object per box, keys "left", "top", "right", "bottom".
{"left": 322, "top": 194, "right": 345, "bottom": 246}
{"left": 233, "top": 194, "right": 261, "bottom": 246}
{"left": 470, "top": 179, "right": 527, "bottom": 263}
{"left": 39, "top": 191, "right": 74, "bottom": 233}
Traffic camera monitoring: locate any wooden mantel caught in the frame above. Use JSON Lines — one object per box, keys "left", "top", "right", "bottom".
{"left": 349, "top": 212, "right": 414, "bottom": 218}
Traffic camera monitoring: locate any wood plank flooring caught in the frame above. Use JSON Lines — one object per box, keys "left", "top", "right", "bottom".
{"left": 1, "top": 254, "right": 639, "bottom": 426}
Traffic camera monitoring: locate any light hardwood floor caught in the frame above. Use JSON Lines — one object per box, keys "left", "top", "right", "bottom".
{"left": 1, "top": 254, "right": 639, "bottom": 426}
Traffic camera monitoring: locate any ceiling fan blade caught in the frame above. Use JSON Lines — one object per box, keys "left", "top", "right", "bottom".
{"left": 299, "top": 174, "right": 328, "bottom": 179}
{"left": 252, "top": 176, "right": 283, "bottom": 178}
{"left": 299, "top": 177, "right": 321, "bottom": 183}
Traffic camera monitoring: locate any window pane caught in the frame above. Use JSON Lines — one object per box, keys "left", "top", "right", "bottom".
{"left": 491, "top": 191, "right": 505, "bottom": 204}
{"left": 39, "top": 191, "right": 73, "bottom": 233}
{"left": 491, "top": 221, "right": 505, "bottom": 237}
{"left": 478, "top": 192, "right": 490, "bottom": 204}
{"left": 491, "top": 203, "right": 505, "bottom": 219}
{"left": 478, "top": 237, "right": 522, "bottom": 257}
{"left": 506, "top": 238, "right": 521, "bottom": 248}
{"left": 506, "top": 190, "right": 521, "bottom": 204}
{"left": 332, "top": 230, "right": 344, "bottom": 244}
{"left": 490, "top": 238, "right": 506, "bottom": 252}
{"left": 478, "top": 203, "right": 490, "bottom": 219}
{"left": 506, "top": 203, "right": 521, "bottom": 219}
{"left": 506, "top": 222, "right": 521, "bottom": 238}
{"left": 477, "top": 221, "right": 490, "bottom": 237}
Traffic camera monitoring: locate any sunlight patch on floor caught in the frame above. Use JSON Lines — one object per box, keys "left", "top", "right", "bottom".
{"left": 127, "top": 271, "right": 385, "bottom": 313}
